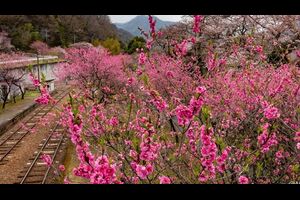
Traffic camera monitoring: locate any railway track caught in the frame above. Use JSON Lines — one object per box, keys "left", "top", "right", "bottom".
{"left": 0, "top": 87, "right": 71, "bottom": 165}
{"left": 17, "top": 123, "right": 67, "bottom": 184}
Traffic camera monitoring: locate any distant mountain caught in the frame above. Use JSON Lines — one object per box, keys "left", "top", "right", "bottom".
{"left": 115, "top": 15, "right": 176, "bottom": 37}
{"left": 115, "top": 27, "right": 134, "bottom": 44}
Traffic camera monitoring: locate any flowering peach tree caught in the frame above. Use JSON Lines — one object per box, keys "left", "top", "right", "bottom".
{"left": 32, "top": 15, "right": 300, "bottom": 184}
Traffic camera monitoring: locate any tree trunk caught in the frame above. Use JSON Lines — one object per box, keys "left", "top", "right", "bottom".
{"left": 21, "top": 91, "right": 25, "bottom": 100}
{"left": 15, "top": 84, "right": 26, "bottom": 100}
{"left": 20, "top": 87, "right": 26, "bottom": 100}
{"left": 2, "top": 95, "right": 8, "bottom": 109}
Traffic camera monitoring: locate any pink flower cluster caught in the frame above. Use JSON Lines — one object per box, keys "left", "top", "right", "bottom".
{"left": 30, "top": 41, "right": 49, "bottom": 55}
{"left": 66, "top": 107, "right": 121, "bottom": 184}
{"left": 254, "top": 45, "right": 263, "bottom": 54}
{"left": 175, "top": 88, "right": 205, "bottom": 126}
{"left": 59, "top": 165, "right": 65, "bottom": 172}
{"left": 35, "top": 87, "right": 54, "bottom": 105}
{"left": 147, "top": 90, "right": 168, "bottom": 112}
{"left": 131, "top": 162, "right": 153, "bottom": 180}
{"left": 89, "top": 105, "right": 105, "bottom": 136}
{"left": 63, "top": 107, "right": 94, "bottom": 179}
{"left": 176, "top": 40, "right": 188, "bottom": 56}
{"left": 140, "top": 135, "right": 160, "bottom": 162}
{"left": 193, "top": 15, "right": 203, "bottom": 33}
{"left": 109, "top": 117, "right": 119, "bottom": 127}
{"left": 29, "top": 73, "right": 55, "bottom": 105}
{"left": 159, "top": 176, "right": 172, "bottom": 184}
{"left": 101, "top": 86, "right": 113, "bottom": 94}
{"left": 199, "top": 126, "right": 218, "bottom": 182}
{"left": 216, "top": 147, "right": 231, "bottom": 173}
{"left": 196, "top": 86, "right": 207, "bottom": 94}
{"left": 275, "top": 149, "right": 285, "bottom": 165}
{"left": 257, "top": 123, "right": 278, "bottom": 153}
{"left": 133, "top": 117, "right": 161, "bottom": 162}
{"left": 41, "top": 154, "right": 52, "bottom": 167}
{"left": 127, "top": 77, "right": 135, "bottom": 86}
{"left": 146, "top": 39, "right": 153, "bottom": 50}
{"left": 186, "top": 127, "right": 197, "bottom": 153}
{"left": 262, "top": 101, "right": 280, "bottom": 120}
{"left": 175, "top": 105, "right": 193, "bottom": 126}
{"left": 138, "top": 50, "right": 147, "bottom": 65}
{"left": 238, "top": 176, "right": 249, "bottom": 184}
{"left": 141, "top": 53, "right": 196, "bottom": 101}
{"left": 55, "top": 20, "right": 300, "bottom": 184}
{"left": 29, "top": 73, "right": 40, "bottom": 87}
{"left": 148, "top": 15, "right": 156, "bottom": 37}
{"left": 189, "top": 96, "right": 204, "bottom": 115}
{"left": 206, "top": 51, "right": 226, "bottom": 71}
{"left": 246, "top": 37, "right": 254, "bottom": 45}
{"left": 129, "top": 117, "right": 160, "bottom": 181}
{"left": 59, "top": 47, "right": 131, "bottom": 99}
{"left": 253, "top": 45, "right": 266, "bottom": 60}
{"left": 202, "top": 64, "right": 299, "bottom": 133}
{"left": 90, "top": 155, "right": 119, "bottom": 184}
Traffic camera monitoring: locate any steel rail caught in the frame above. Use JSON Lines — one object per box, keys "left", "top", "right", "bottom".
{"left": 41, "top": 134, "right": 65, "bottom": 184}
{"left": 19, "top": 123, "right": 62, "bottom": 184}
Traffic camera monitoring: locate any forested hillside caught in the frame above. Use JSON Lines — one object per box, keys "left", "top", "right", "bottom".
{"left": 0, "top": 15, "right": 132, "bottom": 50}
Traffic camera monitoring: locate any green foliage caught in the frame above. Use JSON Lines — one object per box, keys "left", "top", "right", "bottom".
{"left": 201, "top": 105, "right": 211, "bottom": 126}
{"left": 98, "top": 137, "right": 106, "bottom": 146}
{"left": 125, "top": 36, "right": 146, "bottom": 54}
{"left": 141, "top": 73, "right": 149, "bottom": 86}
{"left": 41, "top": 72, "right": 46, "bottom": 84}
{"left": 58, "top": 25, "right": 69, "bottom": 47}
{"left": 31, "top": 31, "right": 42, "bottom": 41}
{"left": 27, "top": 65, "right": 33, "bottom": 72}
{"left": 91, "top": 39, "right": 101, "bottom": 47}
{"left": 267, "top": 41, "right": 294, "bottom": 66}
{"left": 11, "top": 23, "right": 35, "bottom": 50}
{"left": 101, "top": 38, "right": 121, "bottom": 55}
{"left": 292, "top": 164, "right": 299, "bottom": 173}
{"left": 68, "top": 94, "right": 79, "bottom": 119}
{"left": 1, "top": 15, "right": 123, "bottom": 50}
{"left": 119, "top": 40, "right": 126, "bottom": 51}
{"left": 267, "top": 47, "right": 287, "bottom": 65}
{"left": 130, "top": 64, "right": 138, "bottom": 72}
{"left": 215, "top": 136, "right": 226, "bottom": 151}
{"left": 131, "top": 136, "right": 140, "bottom": 151}
{"left": 255, "top": 162, "right": 264, "bottom": 178}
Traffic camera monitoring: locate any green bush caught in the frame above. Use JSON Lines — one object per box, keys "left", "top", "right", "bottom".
{"left": 126, "top": 36, "right": 146, "bottom": 54}
{"left": 10, "top": 23, "right": 43, "bottom": 50}
{"left": 101, "top": 38, "right": 121, "bottom": 55}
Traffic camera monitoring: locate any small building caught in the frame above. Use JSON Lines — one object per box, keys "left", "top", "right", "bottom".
{"left": 0, "top": 54, "right": 61, "bottom": 102}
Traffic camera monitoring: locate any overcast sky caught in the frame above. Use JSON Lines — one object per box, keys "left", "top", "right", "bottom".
{"left": 109, "top": 15, "right": 184, "bottom": 23}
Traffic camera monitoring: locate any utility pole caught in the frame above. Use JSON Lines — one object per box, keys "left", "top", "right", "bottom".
{"left": 37, "top": 53, "right": 40, "bottom": 82}
{"left": 45, "top": 29, "right": 48, "bottom": 43}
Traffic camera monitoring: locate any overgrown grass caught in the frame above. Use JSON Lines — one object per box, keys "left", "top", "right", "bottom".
{"left": 24, "top": 90, "right": 40, "bottom": 98}
{"left": 60, "top": 141, "right": 88, "bottom": 184}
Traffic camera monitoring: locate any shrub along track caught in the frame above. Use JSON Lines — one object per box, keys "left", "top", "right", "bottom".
{"left": 0, "top": 86, "right": 71, "bottom": 184}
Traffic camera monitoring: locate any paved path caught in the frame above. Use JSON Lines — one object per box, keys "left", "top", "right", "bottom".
{"left": 0, "top": 97, "right": 37, "bottom": 135}
{"left": 0, "top": 82, "right": 66, "bottom": 135}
